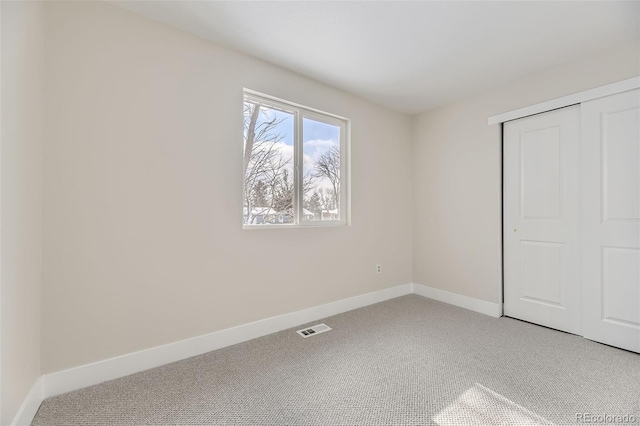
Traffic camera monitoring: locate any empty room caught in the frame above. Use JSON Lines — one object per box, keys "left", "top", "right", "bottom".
{"left": 2, "top": 1, "right": 639, "bottom": 425}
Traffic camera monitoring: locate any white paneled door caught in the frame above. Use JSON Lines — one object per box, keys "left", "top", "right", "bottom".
{"left": 581, "top": 89, "right": 640, "bottom": 353}
{"left": 504, "top": 106, "right": 582, "bottom": 335}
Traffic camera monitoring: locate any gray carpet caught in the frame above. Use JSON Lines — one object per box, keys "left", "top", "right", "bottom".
{"left": 32, "top": 295, "right": 640, "bottom": 425}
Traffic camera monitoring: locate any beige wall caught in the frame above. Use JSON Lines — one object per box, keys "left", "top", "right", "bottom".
{"left": 19, "top": 0, "right": 640, "bottom": 382}
{"left": 41, "top": 1, "right": 413, "bottom": 374}
{"left": 412, "top": 40, "right": 640, "bottom": 304}
{"left": 1, "top": 1, "right": 44, "bottom": 424}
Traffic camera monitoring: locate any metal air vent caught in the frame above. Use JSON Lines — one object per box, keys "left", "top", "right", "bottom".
{"left": 296, "top": 323, "right": 332, "bottom": 338}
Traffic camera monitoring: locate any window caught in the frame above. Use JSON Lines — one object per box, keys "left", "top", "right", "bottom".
{"left": 243, "top": 90, "right": 349, "bottom": 228}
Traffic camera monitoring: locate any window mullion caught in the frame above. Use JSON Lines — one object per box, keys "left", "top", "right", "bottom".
{"left": 294, "top": 110, "right": 303, "bottom": 225}
{"left": 340, "top": 122, "right": 347, "bottom": 224}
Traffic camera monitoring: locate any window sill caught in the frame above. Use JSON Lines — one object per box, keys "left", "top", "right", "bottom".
{"left": 242, "top": 221, "right": 347, "bottom": 230}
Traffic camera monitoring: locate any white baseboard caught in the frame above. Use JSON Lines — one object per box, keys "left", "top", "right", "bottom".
{"left": 11, "top": 377, "right": 44, "bottom": 426}
{"left": 412, "top": 283, "right": 503, "bottom": 318}
{"left": 43, "top": 283, "right": 413, "bottom": 398}
{"left": 35, "top": 282, "right": 500, "bottom": 405}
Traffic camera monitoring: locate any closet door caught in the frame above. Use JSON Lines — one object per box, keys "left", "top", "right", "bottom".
{"left": 582, "top": 89, "right": 640, "bottom": 353}
{"left": 504, "top": 106, "right": 581, "bottom": 335}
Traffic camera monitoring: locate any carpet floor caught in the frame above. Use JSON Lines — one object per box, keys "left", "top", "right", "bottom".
{"left": 32, "top": 295, "right": 640, "bottom": 425}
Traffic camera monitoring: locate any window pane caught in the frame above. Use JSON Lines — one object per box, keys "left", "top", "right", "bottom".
{"left": 302, "top": 117, "right": 341, "bottom": 222}
{"left": 243, "top": 100, "right": 294, "bottom": 225}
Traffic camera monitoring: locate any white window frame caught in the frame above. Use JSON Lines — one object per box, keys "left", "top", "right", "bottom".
{"left": 243, "top": 89, "right": 350, "bottom": 229}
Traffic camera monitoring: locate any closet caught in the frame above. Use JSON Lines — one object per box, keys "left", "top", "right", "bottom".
{"left": 501, "top": 83, "right": 639, "bottom": 353}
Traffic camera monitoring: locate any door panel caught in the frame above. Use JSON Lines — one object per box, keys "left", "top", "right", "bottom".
{"left": 602, "top": 107, "right": 639, "bottom": 221}
{"left": 504, "top": 106, "right": 581, "bottom": 335}
{"left": 582, "top": 89, "right": 640, "bottom": 353}
{"left": 521, "top": 126, "right": 562, "bottom": 220}
{"left": 520, "top": 241, "right": 563, "bottom": 307}
{"left": 602, "top": 247, "right": 639, "bottom": 327}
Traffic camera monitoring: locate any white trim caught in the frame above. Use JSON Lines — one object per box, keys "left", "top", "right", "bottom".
{"left": 412, "top": 283, "right": 503, "bottom": 318}
{"left": 35, "top": 283, "right": 504, "bottom": 402}
{"left": 243, "top": 88, "right": 349, "bottom": 122}
{"left": 10, "top": 377, "right": 44, "bottom": 426}
{"left": 242, "top": 222, "right": 346, "bottom": 230}
{"left": 488, "top": 76, "right": 640, "bottom": 125}
{"left": 43, "top": 283, "right": 412, "bottom": 398}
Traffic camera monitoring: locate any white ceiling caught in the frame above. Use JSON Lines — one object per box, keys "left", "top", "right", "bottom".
{"left": 113, "top": 1, "right": 639, "bottom": 115}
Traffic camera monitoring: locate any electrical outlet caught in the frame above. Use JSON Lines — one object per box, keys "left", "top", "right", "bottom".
{"left": 376, "top": 264, "right": 382, "bottom": 274}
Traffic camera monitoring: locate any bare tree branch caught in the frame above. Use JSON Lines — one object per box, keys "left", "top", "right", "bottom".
{"left": 243, "top": 103, "right": 294, "bottom": 224}
{"left": 313, "top": 146, "right": 341, "bottom": 211}
{"left": 243, "top": 102, "right": 261, "bottom": 178}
